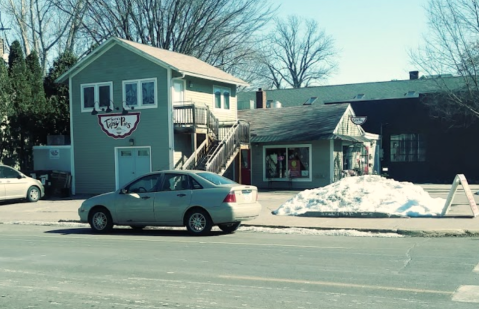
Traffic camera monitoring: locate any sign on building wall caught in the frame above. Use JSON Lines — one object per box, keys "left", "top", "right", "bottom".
{"left": 49, "top": 148, "right": 60, "bottom": 159}
{"left": 350, "top": 116, "right": 367, "bottom": 125}
{"left": 97, "top": 112, "right": 141, "bottom": 138}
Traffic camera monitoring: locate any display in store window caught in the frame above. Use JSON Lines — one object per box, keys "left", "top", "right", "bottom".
{"left": 265, "top": 146, "right": 310, "bottom": 180}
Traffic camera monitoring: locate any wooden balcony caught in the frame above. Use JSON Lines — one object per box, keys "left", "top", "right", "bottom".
{"left": 173, "top": 103, "right": 218, "bottom": 136}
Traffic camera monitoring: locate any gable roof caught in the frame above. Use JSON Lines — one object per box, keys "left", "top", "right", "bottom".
{"left": 238, "top": 103, "right": 350, "bottom": 143}
{"left": 56, "top": 37, "right": 247, "bottom": 86}
{"left": 237, "top": 77, "right": 464, "bottom": 108}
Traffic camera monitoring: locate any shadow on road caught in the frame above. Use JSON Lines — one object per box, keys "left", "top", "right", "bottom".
{"left": 44, "top": 227, "right": 227, "bottom": 237}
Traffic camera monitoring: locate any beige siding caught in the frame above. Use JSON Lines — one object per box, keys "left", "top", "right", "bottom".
{"left": 335, "top": 108, "right": 364, "bottom": 136}
{"left": 184, "top": 77, "right": 237, "bottom": 122}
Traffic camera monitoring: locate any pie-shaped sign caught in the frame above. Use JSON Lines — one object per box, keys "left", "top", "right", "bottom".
{"left": 97, "top": 112, "right": 140, "bottom": 138}
{"left": 350, "top": 116, "right": 367, "bottom": 125}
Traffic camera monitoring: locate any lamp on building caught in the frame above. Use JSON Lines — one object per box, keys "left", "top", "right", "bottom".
{"left": 122, "top": 107, "right": 129, "bottom": 115}
{"left": 129, "top": 138, "right": 134, "bottom": 146}
{"left": 91, "top": 107, "right": 98, "bottom": 115}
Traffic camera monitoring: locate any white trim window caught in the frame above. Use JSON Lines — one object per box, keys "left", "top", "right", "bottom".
{"left": 213, "top": 86, "right": 231, "bottom": 110}
{"left": 81, "top": 82, "right": 113, "bottom": 112}
{"left": 122, "top": 78, "right": 158, "bottom": 109}
{"left": 263, "top": 144, "right": 312, "bottom": 181}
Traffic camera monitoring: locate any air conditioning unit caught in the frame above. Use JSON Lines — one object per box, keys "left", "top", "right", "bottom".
{"left": 47, "top": 135, "right": 70, "bottom": 145}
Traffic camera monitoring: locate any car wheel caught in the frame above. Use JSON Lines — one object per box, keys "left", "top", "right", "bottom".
{"left": 130, "top": 225, "right": 146, "bottom": 230}
{"left": 26, "top": 186, "right": 41, "bottom": 202}
{"left": 89, "top": 208, "right": 113, "bottom": 233}
{"left": 218, "top": 222, "right": 241, "bottom": 233}
{"left": 186, "top": 209, "right": 212, "bottom": 236}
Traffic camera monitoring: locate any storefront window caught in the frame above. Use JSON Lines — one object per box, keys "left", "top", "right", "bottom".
{"left": 265, "top": 145, "right": 310, "bottom": 180}
{"left": 390, "top": 133, "right": 426, "bottom": 162}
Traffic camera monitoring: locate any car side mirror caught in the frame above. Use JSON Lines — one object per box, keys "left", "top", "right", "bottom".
{"left": 121, "top": 188, "right": 128, "bottom": 194}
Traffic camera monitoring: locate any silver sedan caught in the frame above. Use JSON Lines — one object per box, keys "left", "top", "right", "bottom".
{"left": 78, "top": 170, "right": 262, "bottom": 235}
{"left": 0, "top": 165, "right": 45, "bottom": 202}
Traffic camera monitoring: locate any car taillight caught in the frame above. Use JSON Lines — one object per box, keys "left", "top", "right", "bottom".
{"left": 223, "top": 191, "right": 236, "bottom": 203}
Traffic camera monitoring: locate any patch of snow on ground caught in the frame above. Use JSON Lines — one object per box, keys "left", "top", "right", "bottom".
{"left": 273, "top": 175, "right": 446, "bottom": 217}
{"left": 239, "top": 226, "right": 403, "bottom": 238}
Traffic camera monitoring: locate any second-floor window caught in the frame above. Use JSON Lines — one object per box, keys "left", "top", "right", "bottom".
{"left": 214, "top": 86, "right": 231, "bottom": 110}
{"left": 123, "top": 78, "right": 157, "bottom": 109}
{"left": 81, "top": 82, "right": 113, "bottom": 112}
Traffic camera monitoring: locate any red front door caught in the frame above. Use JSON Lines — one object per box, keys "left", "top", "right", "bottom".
{"left": 240, "top": 149, "right": 251, "bottom": 185}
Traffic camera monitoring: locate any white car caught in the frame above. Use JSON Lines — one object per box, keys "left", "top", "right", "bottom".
{"left": 79, "top": 170, "right": 262, "bottom": 236}
{"left": 0, "top": 165, "right": 45, "bottom": 202}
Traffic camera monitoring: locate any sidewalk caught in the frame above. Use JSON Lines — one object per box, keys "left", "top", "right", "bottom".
{"left": 1, "top": 184, "right": 478, "bottom": 236}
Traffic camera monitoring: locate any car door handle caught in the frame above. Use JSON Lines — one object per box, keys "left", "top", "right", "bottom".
{"left": 141, "top": 196, "right": 151, "bottom": 200}
{"left": 177, "top": 194, "right": 186, "bottom": 197}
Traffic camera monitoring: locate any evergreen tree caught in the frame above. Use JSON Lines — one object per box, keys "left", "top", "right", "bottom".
{"left": 7, "top": 41, "right": 31, "bottom": 170}
{"left": 7, "top": 41, "right": 32, "bottom": 170}
{"left": 43, "top": 51, "right": 78, "bottom": 136}
{"left": 0, "top": 60, "right": 12, "bottom": 163}
{"left": 26, "top": 51, "right": 49, "bottom": 146}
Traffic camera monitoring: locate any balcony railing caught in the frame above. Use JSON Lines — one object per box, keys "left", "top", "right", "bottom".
{"left": 174, "top": 102, "right": 218, "bottom": 138}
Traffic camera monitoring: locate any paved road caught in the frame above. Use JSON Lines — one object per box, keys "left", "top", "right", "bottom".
{"left": 1, "top": 224, "right": 479, "bottom": 308}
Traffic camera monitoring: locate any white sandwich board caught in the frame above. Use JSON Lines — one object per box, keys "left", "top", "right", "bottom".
{"left": 441, "top": 174, "right": 479, "bottom": 217}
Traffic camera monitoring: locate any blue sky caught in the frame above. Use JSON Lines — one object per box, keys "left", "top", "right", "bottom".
{"left": 275, "top": 0, "right": 430, "bottom": 85}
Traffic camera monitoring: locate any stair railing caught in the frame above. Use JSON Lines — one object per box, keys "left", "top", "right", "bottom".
{"left": 181, "top": 138, "right": 209, "bottom": 170}
{"left": 205, "top": 120, "right": 249, "bottom": 174}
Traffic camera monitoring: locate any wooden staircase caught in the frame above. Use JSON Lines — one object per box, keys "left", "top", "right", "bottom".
{"left": 177, "top": 104, "right": 249, "bottom": 175}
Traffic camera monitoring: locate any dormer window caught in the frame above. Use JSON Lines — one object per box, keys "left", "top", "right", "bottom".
{"left": 405, "top": 91, "right": 418, "bottom": 97}
{"left": 303, "top": 97, "right": 318, "bottom": 105}
{"left": 353, "top": 94, "right": 365, "bottom": 99}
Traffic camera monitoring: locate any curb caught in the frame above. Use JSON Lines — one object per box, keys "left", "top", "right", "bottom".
{"left": 242, "top": 224, "right": 479, "bottom": 237}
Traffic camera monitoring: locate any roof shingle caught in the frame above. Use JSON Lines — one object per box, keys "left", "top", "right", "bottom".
{"left": 238, "top": 104, "right": 350, "bottom": 143}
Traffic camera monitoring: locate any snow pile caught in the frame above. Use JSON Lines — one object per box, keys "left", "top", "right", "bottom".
{"left": 273, "top": 175, "right": 446, "bottom": 217}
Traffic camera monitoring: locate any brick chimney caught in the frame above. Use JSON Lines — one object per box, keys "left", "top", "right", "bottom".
{"left": 409, "top": 71, "right": 419, "bottom": 80}
{"left": 255, "top": 88, "right": 266, "bottom": 109}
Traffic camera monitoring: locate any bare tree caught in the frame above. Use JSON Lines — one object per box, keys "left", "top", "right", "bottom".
{"left": 410, "top": 0, "right": 479, "bottom": 127}
{"left": 1, "top": 0, "right": 86, "bottom": 72}
{"left": 52, "top": 0, "right": 276, "bottom": 75}
{"left": 258, "top": 15, "right": 337, "bottom": 89}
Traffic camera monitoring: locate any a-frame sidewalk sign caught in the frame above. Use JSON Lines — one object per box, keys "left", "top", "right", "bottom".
{"left": 441, "top": 174, "right": 479, "bottom": 217}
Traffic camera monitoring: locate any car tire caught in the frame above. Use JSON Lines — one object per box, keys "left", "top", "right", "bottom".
{"left": 89, "top": 208, "right": 113, "bottom": 233}
{"left": 185, "top": 209, "right": 212, "bottom": 236}
{"left": 218, "top": 222, "right": 241, "bottom": 233}
{"left": 26, "top": 186, "right": 41, "bottom": 202}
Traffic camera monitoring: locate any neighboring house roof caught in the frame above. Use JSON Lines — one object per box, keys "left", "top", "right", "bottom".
{"left": 56, "top": 37, "right": 248, "bottom": 86}
{"left": 237, "top": 77, "right": 464, "bottom": 108}
{"left": 238, "top": 103, "right": 351, "bottom": 143}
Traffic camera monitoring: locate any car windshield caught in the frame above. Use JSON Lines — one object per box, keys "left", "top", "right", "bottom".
{"left": 196, "top": 172, "right": 237, "bottom": 185}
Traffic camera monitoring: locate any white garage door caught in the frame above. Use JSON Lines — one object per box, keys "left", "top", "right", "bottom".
{"left": 117, "top": 148, "right": 151, "bottom": 189}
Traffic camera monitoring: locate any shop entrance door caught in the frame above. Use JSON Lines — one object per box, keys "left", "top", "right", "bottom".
{"left": 240, "top": 149, "right": 251, "bottom": 185}
{"left": 117, "top": 148, "right": 151, "bottom": 189}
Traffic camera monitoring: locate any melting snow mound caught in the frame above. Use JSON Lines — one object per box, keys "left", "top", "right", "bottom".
{"left": 273, "top": 175, "right": 445, "bottom": 217}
